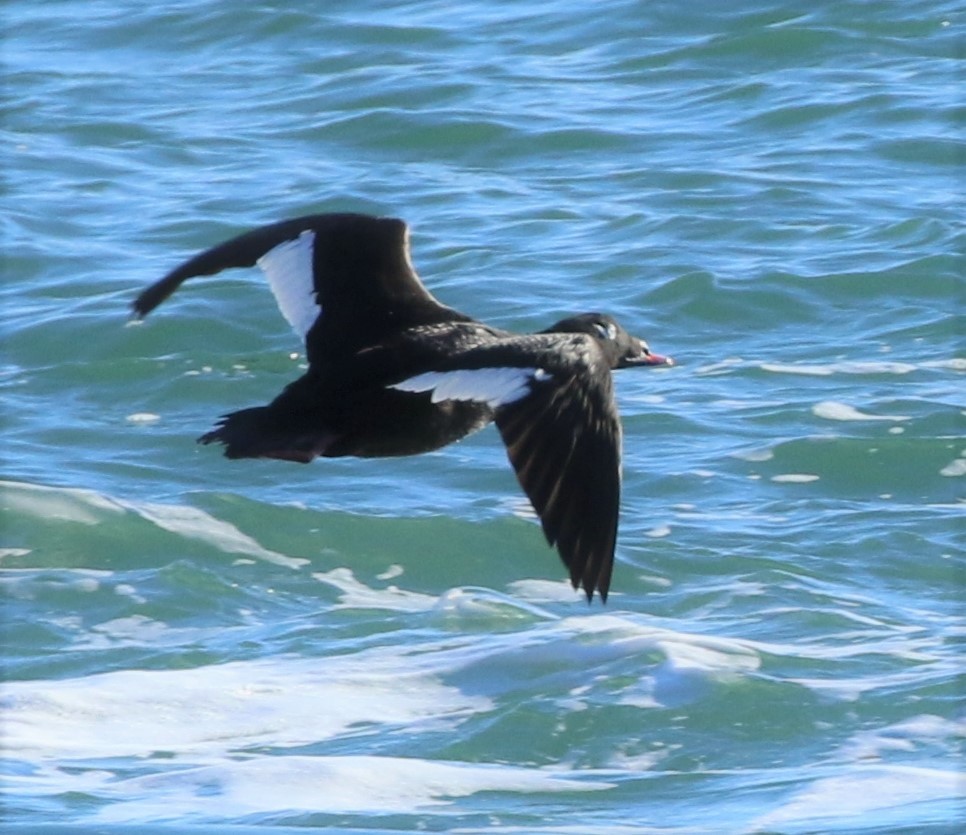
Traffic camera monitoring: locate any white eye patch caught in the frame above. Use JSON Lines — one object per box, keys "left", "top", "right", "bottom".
{"left": 390, "top": 367, "right": 551, "bottom": 408}
{"left": 257, "top": 230, "right": 320, "bottom": 338}
{"left": 593, "top": 321, "right": 618, "bottom": 340}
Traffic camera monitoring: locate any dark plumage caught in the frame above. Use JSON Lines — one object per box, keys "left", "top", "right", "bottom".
{"left": 133, "top": 213, "right": 672, "bottom": 601}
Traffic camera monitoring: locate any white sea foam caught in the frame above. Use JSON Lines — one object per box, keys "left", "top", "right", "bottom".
{"left": 939, "top": 456, "right": 966, "bottom": 477}
{"left": 4, "top": 614, "right": 764, "bottom": 760}
{"left": 3, "top": 650, "right": 490, "bottom": 762}
{"left": 0, "top": 567, "right": 111, "bottom": 603}
{"left": 130, "top": 501, "right": 308, "bottom": 569}
{"left": 313, "top": 566, "right": 439, "bottom": 611}
{"left": 0, "top": 480, "right": 125, "bottom": 525}
{"left": 762, "top": 362, "right": 834, "bottom": 376}
{"left": 508, "top": 577, "right": 583, "bottom": 602}
{"left": 0, "top": 482, "right": 305, "bottom": 570}
{"left": 730, "top": 446, "right": 774, "bottom": 462}
{"left": 695, "top": 357, "right": 746, "bottom": 376}
{"left": 812, "top": 400, "right": 911, "bottom": 422}
{"left": 9, "top": 614, "right": 771, "bottom": 823}
{"left": 839, "top": 713, "right": 966, "bottom": 761}
{"left": 645, "top": 524, "right": 672, "bottom": 538}
{"left": 750, "top": 764, "right": 962, "bottom": 830}
{"left": 81, "top": 756, "right": 613, "bottom": 823}
{"left": 0, "top": 548, "right": 31, "bottom": 559}
{"left": 761, "top": 361, "right": 919, "bottom": 376}
{"left": 920, "top": 357, "right": 966, "bottom": 371}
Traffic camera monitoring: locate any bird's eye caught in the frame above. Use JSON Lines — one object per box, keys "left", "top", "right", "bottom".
{"left": 593, "top": 322, "right": 617, "bottom": 340}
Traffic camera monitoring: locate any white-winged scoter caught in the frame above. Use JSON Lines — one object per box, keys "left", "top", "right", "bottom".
{"left": 133, "top": 213, "right": 672, "bottom": 602}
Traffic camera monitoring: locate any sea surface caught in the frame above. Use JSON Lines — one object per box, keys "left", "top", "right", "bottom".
{"left": 2, "top": 1, "right": 963, "bottom": 832}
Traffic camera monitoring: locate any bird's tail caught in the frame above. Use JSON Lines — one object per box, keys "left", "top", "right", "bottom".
{"left": 199, "top": 404, "right": 335, "bottom": 463}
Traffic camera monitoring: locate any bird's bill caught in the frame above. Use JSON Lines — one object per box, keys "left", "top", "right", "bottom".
{"left": 620, "top": 340, "right": 674, "bottom": 368}
{"left": 636, "top": 352, "right": 673, "bottom": 367}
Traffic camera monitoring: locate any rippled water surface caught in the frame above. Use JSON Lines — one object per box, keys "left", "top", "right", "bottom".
{"left": 3, "top": 1, "right": 964, "bottom": 832}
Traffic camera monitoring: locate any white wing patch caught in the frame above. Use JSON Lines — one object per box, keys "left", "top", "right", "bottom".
{"left": 257, "top": 230, "right": 320, "bottom": 339}
{"left": 390, "top": 367, "right": 551, "bottom": 408}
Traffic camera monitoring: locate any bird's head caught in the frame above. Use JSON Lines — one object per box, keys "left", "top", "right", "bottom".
{"left": 543, "top": 313, "right": 673, "bottom": 369}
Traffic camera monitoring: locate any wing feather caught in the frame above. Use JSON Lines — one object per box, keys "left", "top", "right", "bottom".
{"left": 495, "top": 365, "right": 621, "bottom": 602}
{"left": 402, "top": 333, "right": 624, "bottom": 602}
{"left": 133, "top": 214, "right": 469, "bottom": 364}
{"left": 390, "top": 367, "right": 548, "bottom": 408}
{"left": 257, "top": 230, "right": 320, "bottom": 338}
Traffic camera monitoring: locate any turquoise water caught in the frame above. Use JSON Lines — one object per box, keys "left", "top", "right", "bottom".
{"left": 3, "top": 1, "right": 964, "bottom": 832}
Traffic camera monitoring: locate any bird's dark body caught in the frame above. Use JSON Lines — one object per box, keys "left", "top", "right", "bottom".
{"left": 133, "top": 212, "right": 672, "bottom": 601}
{"left": 208, "top": 321, "right": 503, "bottom": 461}
{"left": 216, "top": 372, "right": 494, "bottom": 461}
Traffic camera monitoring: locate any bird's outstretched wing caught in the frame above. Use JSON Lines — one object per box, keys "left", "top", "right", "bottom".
{"left": 133, "top": 213, "right": 469, "bottom": 363}
{"left": 495, "top": 368, "right": 620, "bottom": 603}
{"left": 391, "top": 335, "right": 622, "bottom": 602}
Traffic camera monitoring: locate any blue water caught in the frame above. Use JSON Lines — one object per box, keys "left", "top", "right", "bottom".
{"left": 3, "top": 1, "right": 964, "bottom": 832}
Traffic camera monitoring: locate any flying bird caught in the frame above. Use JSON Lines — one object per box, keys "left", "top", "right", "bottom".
{"left": 133, "top": 213, "right": 672, "bottom": 601}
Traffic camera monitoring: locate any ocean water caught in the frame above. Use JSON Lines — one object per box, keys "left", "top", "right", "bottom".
{"left": 2, "top": 0, "right": 963, "bottom": 832}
